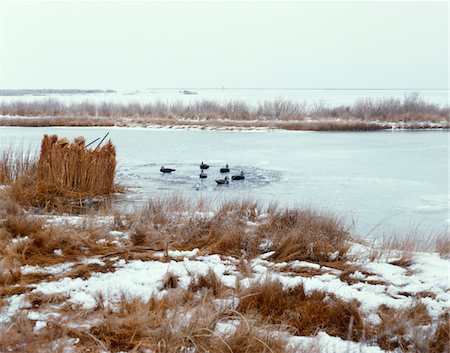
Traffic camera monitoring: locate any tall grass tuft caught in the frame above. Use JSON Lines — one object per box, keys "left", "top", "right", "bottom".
{"left": 37, "top": 134, "right": 116, "bottom": 197}
{"left": 0, "top": 147, "right": 35, "bottom": 185}
{"left": 2, "top": 135, "right": 118, "bottom": 211}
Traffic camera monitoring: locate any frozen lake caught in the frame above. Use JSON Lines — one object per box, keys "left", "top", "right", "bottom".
{"left": 0, "top": 126, "right": 448, "bottom": 238}
{"left": 1, "top": 88, "right": 449, "bottom": 107}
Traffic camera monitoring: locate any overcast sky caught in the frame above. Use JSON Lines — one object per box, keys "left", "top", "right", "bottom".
{"left": 0, "top": 1, "right": 448, "bottom": 89}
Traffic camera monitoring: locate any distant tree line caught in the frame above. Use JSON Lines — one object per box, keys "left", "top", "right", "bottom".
{"left": 1, "top": 92, "right": 448, "bottom": 121}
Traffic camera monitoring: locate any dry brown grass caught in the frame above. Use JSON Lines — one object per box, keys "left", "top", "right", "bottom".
{"left": 189, "top": 268, "right": 227, "bottom": 297}
{"left": 0, "top": 116, "right": 116, "bottom": 127}
{"left": 124, "top": 197, "right": 351, "bottom": 264}
{"left": 368, "top": 232, "right": 450, "bottom": 264}
{"left": 1, "top": 135, "right": 119, "bottom": 212}
{"left": 370, "top": 302, "right": 442, "bottom": 351}
{"left": 1, "top": 214, "right": 44, "bottom": 237}
{"left": 5, "top": 290, "right": 293, "bottom": 353}
{"left": 429, "top": 311, "right": 450, "bottom": 353}
{"left": 261, "top": 209, "right": 350, "bottom": 263}
{"left": 38, "top": 134, "right": 116, "bottom": 197}
{"left": 27, "top": 292, "right": 71, "bottom": 307}
{"left": 435, "top": 234, "right": 450, "bottom": 258}
{"left": 162, "top": 271, "right": 179, "bottom": 290}
{"left": 0, "top": 115, "right": 447, "bottom": 131}
{"left": 0, "top": 313, "right": 69, "bottom": 353}
{"left": 0, "top": 213, "right": 116, "bottom": 270}
{"left": 0, "top": 147, "right": 35, "bottom": 185}
{"left": 237, "top": 279, "right": 363, "bottom": 341}
{"left": 0, "top": 195, "right": 447, "bottom": 352}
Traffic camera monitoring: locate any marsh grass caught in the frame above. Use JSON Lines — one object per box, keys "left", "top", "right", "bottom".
{"left": 0, "top": 147, "right": 35, "bottom": 185}
{"left": 0, "top": 195, "right": 448, "bottom": 352}
{"left": 49, "top": 292, "right": 293, "bottom": 353}
{"left": 37, "top": 134, "right": 116, "bottom": 197}
{"left": 1, "top": 93, "right": 448, "bottom": 130}
{"left": 1, "top": 135, "right": 120, "bottom": 212}
{"left": 125, "top": 197, "right": 351, "bottom": 263}
{"left": 237, "top": 279, "right": 363, "bottom": 340}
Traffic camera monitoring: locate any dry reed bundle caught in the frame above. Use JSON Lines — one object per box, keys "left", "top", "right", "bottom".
{"left": 37, "top": 134, "right": 116, "bottom": 200}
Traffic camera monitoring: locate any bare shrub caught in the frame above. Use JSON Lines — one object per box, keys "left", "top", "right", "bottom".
{"left": 2, "top": 93, "right": 447, "bottom": 123}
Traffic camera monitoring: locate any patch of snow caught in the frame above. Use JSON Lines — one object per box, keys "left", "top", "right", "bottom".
{"left": 21, "top": 262, "right": 75, "bottom": 276}
{"left": 0, "top": 294, "right": 31, "bottom": 323}
{"left": 153, "top": 248, "right": 200, "bottom": 259}
{"left": 33, "top": 320, "right": 47, "bottom": 332}
{"left": 349, "top": 271, "right": 366, "bottom": 280}
{"left": 109, "top": 230, "right": 125, "bottom": 237}
{"left": 289, "top": 331, "right": 388, "bottom": 353}
{"left": 33, "top": 255, "right": 237, "bottom": 309}
{"left": 80, "top": 257, "right": 106, "bottom": 266}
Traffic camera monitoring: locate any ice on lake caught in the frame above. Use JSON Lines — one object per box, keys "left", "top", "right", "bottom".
{"left": 0, "top": 126, "right": 447, "bottom": 238}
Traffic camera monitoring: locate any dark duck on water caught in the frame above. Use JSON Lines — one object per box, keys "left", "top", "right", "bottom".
{"left": 199, "top": 169, "right": 207, "bottom": 179}
{"left": 160, "top": 166, "right": 176, "bottom": 173}
{"left": 231, "top": 171, "right": 245, "bottom": 180}
{"left": 200, "top": 161, "right": 210, "bottom": 170}
{"left": 220, "top": 164, "right": 230, "bottom": 173}
{"left": 215, "top": 176, "right": 229, "bottom": 185}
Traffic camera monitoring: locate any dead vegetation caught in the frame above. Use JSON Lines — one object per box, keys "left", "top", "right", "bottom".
{"left": 372, "top": 303, "right": 442, "bottom": 352}
{"left": 237, "top": 279, "right": 363, "bottom": 340}
{"left": 1, "top": 291, "right": 294, "bottom": 353}
{"left": 1, "top": 93, "right": 448, "bottom": 121}
{"left": 1, "top": 93, "right": 448, "bottom": 130}
{"left": 0, "top": 194, "right": 448, "bottom": 352}
{"left": 125, "top": 198, "right": 351, "bottom": 263}
{"left": 0, "top": 135, "right": 120, "bottom": 212}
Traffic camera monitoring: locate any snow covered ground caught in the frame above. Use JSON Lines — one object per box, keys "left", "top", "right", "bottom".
{"left": 1, "top": 233, "right": 448, "bottom": 352}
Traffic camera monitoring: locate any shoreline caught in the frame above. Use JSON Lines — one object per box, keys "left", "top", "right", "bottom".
{"left": 0, "top": 115, "right": 448, "bottom": 132}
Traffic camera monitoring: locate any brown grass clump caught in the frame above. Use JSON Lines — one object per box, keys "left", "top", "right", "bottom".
{"left": 123, "top": 197, "right": 351, "bottom": 263}
{"left": 27, "top": 292, "right": 70, "bottom": 307}
{"left": 261, "top": 209, "right": 350, "bottom": 262}
{"left": 162, "top": 271, "right": 179, "bottom": 290}
{"left": 1, "top": 219, "right": 114, "bottom": 268}
{"left": 37, "top": 134, "right": 116, "bottom": 197}
{"left": 2, "top": 215, "right": 44, "bottom": 238}
{"left": 189, "top": 268, "right": 226, "bottom": 297}
{"left": 429, "top": 311, "right": 450, "bottom": 353}
{"left": 373, "top": 303, "right": 435, "bottom": 351}
{"left": 59, "top": 292, "right": 291, "bottom": 353}
{"left": 0, "top": 147, "right": 35, "bottom": 185}
{"left": 436, "top": 234, "right": 450, "bottom": 258}
{"left": 0, "top": 194, "right": 23, "bottom": 219}
{"left": 3, "top": 134, "right": 118, "bottom": 211}
{"left": 0, "top": 313, "right": 63, "bottom": 353}
{"left": 237, "top": 279, "right": 363, "bottom": 341}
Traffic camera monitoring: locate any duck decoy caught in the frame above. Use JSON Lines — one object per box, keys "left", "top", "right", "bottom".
{"left": 160, "top": 166, "right": 176, "bottom": 173}
{"left": 231, "top": 171, "right": 245, "bottom": 180}
{"left": 215, "top": 176, "right": 230, "bottom": 185}
{"left": 200, "top": 161, "right": 210, "bottom": 170}
{"left": 199, "top": 169, "right": 207, "bottom": 179}
{"left": 220, "top": 164, "right": 230, "bottom": 173}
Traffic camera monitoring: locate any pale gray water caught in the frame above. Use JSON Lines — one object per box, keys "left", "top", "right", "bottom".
{"left": 0, "top": 127, "right": 448, "bottom": 238}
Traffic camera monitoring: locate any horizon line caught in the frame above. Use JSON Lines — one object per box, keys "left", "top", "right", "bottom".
{"left": 1, "top": 87, "right": 449, "bottom": 91}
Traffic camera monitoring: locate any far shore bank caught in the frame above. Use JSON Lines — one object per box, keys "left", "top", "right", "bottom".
{"left": 0, "top": 115, "right": 448, "bottom": 131}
